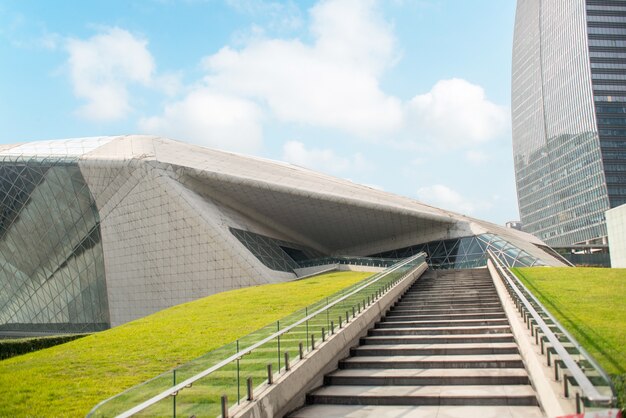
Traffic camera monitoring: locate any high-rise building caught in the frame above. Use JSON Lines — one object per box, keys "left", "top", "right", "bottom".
{"left": 511, "top": 0, "right": 626, "bottom": 247}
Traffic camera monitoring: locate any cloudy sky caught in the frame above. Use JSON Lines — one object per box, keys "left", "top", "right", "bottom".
{"left": 0, "top": 0, "right": 519, "bottom": 224}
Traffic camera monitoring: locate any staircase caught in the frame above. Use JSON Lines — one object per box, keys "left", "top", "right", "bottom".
{"left": 290, "top": 269, "right": 545, "bottom": 418}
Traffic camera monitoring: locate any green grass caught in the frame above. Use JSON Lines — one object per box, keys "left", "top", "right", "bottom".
{"left": 512, "top": 267, "right": 626, "bottom": 408}
{"left": 0, "top": 270, "right": 372, "bottom": 417}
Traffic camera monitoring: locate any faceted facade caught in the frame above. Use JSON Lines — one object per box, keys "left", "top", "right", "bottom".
{"left": 511, "top": 0, "right": 626, "bottom": 247}
{"left": 0, "top": 136, "right": 566, "bottom": 334}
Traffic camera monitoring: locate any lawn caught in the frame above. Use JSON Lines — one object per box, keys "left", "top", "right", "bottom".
{"left": 0, "top": 270, "right": 373, "bottom": 417}
{"left": 512, "top": 267, "right": 626, "bottom": 408}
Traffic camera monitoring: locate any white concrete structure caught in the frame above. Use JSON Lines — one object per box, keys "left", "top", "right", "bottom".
{"left": 607, "top": 204, "right": 626, "bottom": 268}
{"left": 0, "top": 136, "right": 566, "bottom": 333}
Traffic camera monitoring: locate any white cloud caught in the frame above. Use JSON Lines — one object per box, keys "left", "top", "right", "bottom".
{"left": 138, "top": 89, "right": 263, "bottom": 153}
{"left": 465, "top": 150, "right": 490, "bottom": 164}
{"left": 66, "top": 27, "right": 154, "bottom": 121}
{"left": 416, "top": 184, "right": 491, "bottom": 215}
{"left": 282, "top": 140, "right": 367, "bottom": 174}
{"left": 408, "top": 78, "right": 509, "bottom": 148}
{"left": 201, "top": 0, "right": 403, "bottom": 137}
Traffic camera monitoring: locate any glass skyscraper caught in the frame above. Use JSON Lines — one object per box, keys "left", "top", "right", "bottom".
{"left": 512, "top": 0, "right": 626, "bottom": 247}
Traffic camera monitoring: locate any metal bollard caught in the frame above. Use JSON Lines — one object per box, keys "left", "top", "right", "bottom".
{"left": 221, "top": 395, "right": 229, "bottom": 418}
{"left": 267, "top": 364, "right": 273, "bottom": 384}
{"left": 247, "top": 377, "right": 254, "bottom": 401}
{"left": 554, "top": 361, "right": 559, "bottom": 381}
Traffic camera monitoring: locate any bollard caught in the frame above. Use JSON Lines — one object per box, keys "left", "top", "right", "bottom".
{"left": 554, "top": 361, "right": 559, "bottom": 381}
{"left": 247, "top": 377, "right": 254, "bottom": 401}
{"left": 267, "top": 364, "right": 273, "bottom": 384}
{"left": 221, "top": 395, "right": 229, "bottom": 418}
{"left": 284, "top": 352, "right": 290, "bottom": 372}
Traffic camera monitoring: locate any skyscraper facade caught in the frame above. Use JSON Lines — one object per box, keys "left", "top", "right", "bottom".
{"left": 511, "top": 0, "right": 626, "bottom": 247}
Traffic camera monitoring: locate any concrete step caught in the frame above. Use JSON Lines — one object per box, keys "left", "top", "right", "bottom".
{"left": 384, "top": 312, "right": 506, "bottom": 321}
{"left": 351, "top": 343, "right": 519, "bottom": 356}
{"left": 405, "top": 287, "right": 496, "bottom": 293}
{"left": 395, "top": 297, "right": 501, "bottom": 305}
{"left": 291, "top": 404, "right": 545, "bottom": 417}
{"left": 376, "top": 318, "right": 510, "bottom": 328}
{"left": 324, "top": 368, "right": 531, "bottom": 386}
{"left": 360, "top": 333, "right": 516, "bottom": 345}
{"left": 389, "top": 306, "right": 505, "bottom": 315}
{"left": 368, "top": 325, "right": 511, "bottom": 336}
{"left": 306, "top": 384, "right": 539, "bottom": 406}
{"left": 339, "top": 354, "right": 525, "bottom": 369}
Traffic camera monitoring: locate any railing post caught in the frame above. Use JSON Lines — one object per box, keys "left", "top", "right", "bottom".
{"left": 311, "top": 334, "right": 315, "bottom": 350}
{"left": 330, "top": 320, "right": 335, "bottom": 334}
{"left": 299, "top": 342, "right": 304, "bottom": 360}
{"left": 236, "top": 340, "right": 240, "bottom": 405}
{"left": 284, "top": 352, "right": 290, "bottom": 372}
{"left": 322, "top": 327, "right": 326, "bottom": 342}
{"left": 277, "top": 322, "right": 281, "bottom": 371}
{"left": 172, "top": 369, "right": 176, "bottom": 418}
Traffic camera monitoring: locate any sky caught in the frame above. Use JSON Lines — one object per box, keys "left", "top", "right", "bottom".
{"left": 0, "top": 0, "right": 520, "bottom": 225}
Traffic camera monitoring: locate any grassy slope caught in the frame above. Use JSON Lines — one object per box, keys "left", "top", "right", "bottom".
{"left": 512, "top": 267, "right": 626, "bottom": 375}
{"left": 0, "top": 271, "right": 372, "bottom": 417}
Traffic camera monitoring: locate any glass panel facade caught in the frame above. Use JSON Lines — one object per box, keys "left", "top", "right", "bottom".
{"left": 229, "top": 227, "right": 323, "bottom": 272}
{"left": 369, "top": 234, "right": 544, "bottom": 269}
{"left": 0, "top": 156, "right": 109, "bottom": 333}
{"left": 587, "top": 1, "right": 626, "bottom": 209}
{"left": 512, "top": 0, "right": 626, "bottom": 246}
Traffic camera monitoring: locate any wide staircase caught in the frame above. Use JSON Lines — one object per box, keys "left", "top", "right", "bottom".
{"left": 290, "top": 269, "right": 545, "bottom": 417}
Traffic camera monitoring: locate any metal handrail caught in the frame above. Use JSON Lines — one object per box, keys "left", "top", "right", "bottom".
{"left": 112, "top": 252, "right": 426, "bottom": 418}
{"left": 487, "top": 250, "right": 614, "bottom": 406}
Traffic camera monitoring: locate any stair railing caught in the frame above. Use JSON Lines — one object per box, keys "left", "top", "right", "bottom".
{"left": 487, "top": 250, "right": 615, "bottom": 413}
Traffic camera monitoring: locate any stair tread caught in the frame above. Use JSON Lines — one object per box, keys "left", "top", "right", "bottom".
{"left": 354, "top": 343, "right": 519, "bottom": 350}
{"left": 291, "top": 404, "right": 545, "bottom": 418}
{"left": 374, "top": 325, "right": 511, "bottom": 331}
{"left": 328, "top": 368, "right": 530, "bottom": 378}
{"left": 310, "top": 384, "right": 537, "bottom": 398}
{"left": 343, "top": 354, "right": 523, "bottom": 363}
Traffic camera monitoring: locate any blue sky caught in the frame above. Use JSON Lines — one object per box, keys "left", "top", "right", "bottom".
{"left": 0, "top": 0, "right": 519, "bottom": 224}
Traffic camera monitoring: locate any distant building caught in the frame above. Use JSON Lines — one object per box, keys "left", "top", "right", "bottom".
{"left": 606, "top": 204, "right": 626, "bottom": 268}
{"left": 511, "top": 0, "right": 626, "bottom": 247}
{"left": 506, "top": 221, "right": 523, "bottom": 231}
{"left": 0, "top": 136, "right": 566, "bottom": 334}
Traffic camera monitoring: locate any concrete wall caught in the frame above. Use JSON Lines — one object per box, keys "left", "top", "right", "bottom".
{"left": 607, "top": 204, "right": 626, "bottom": 268}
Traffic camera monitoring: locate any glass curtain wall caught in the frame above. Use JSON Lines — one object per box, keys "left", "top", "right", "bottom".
{"left": 0, "top": 156, "right": 109, "bottom": 333}
{"left": 512, "top": 0, "right": 611, "bottom": 246}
